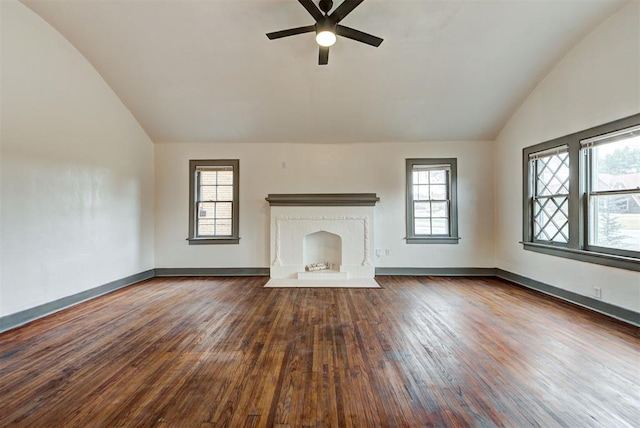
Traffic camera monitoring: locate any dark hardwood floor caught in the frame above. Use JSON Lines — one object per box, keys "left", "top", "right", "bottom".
{"left": 0, "top": 276, "right": 638, "bottom": 427}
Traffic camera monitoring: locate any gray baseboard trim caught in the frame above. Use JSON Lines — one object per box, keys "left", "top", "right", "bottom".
{"left": 376, "top": 267, "right": 638, "bottom": 326}
{"left": 375, "top": 267, "right": 496, "bottom": 276}
{"left": 2, "top": 267, "right": 636, "bottom": 334}
{"left": 154, "top": 267, "right": 270, "bottom": 277}
{"left": 0, "top": 269, "right": 155, "bottom": 334}
{"left": 495, "top": 269, "right": 640, "bottom": 327}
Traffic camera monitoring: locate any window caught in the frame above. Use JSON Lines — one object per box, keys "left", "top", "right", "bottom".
{"left": 188, "top": 160, "right": 239, "bottom": 245}
{"left": 530, "top": 146, "right": 570, "bottom": 244}
{"left": 583, "top": 125, "right": 640, "bottom": 257}
{"left": 406, "top": 158, "right": 460, "bottom": 244}
{"left": 522, "top": 114, "right": 639, "bottom": 271}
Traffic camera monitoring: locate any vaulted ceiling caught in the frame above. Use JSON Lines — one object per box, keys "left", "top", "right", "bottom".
{"left": 22, "top": 0, "right": 629, "bottom": 143}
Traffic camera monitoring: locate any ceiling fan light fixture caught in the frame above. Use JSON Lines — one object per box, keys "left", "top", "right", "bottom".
{"left": 266, "top": 0, "right": 383, "bottom": 64}
{"left": 316, "top": 30, "right": 336, "bottom": 47}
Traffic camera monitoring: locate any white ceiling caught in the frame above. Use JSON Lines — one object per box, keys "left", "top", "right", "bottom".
{"left": 22, "top": 0, "right": 629, "bottom": 144}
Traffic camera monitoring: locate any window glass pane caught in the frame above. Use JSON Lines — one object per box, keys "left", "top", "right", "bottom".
{"left": 415, "top": 218, "right": 431, "bottom": 235}
{"left": 216, "top": 185, "right": 233, "bottom": 201}
{"left": 431, "top": 218, "right": 449, "bottom": 235}
{"left": 215, "top": 202, "right": 232, "bottom": 219}
{"left": 215, "top": 219, "right": 232, "bottom": 236}
{"left": 197, "top": 202, "right": 215, "bottom": 219}
{"left": 431, "top": 202, "right": 448, "bottom": 217}
{"left": 430, "top": 185, "right": 447, "bottom": 200}
{"left": 200, "top": 186, "right": 216, "bottom": 201}
{"left": 217, "top": 170, "right": 234, "bottom": 185}
{"left": 430, "top": 170, "right": 446, "bottom": 184}
{"left": 591, "top": 136, "right": 640, "bottom": 192}
{"left": 535, "top": 153, "right": 569, "bottom": 196}
{"left": 414, "top": 185, "right": 430, "bottom": 200}
{"left": 533, "top": 197, "right": 569, "bottom": 243}
{"left": 414, "top": 202, "right": 430, "bottom": 218}
{"left": 199, "top": 171, "right": 217, "bottom": 185}
{"left": 589, "top": 194, "right": 640, "bottom": 251}
{"left": 413, "top": 170, "right": 429, "bottom": 185}
{"left": 197, "top": 219, "right": 215, "bottom": 236}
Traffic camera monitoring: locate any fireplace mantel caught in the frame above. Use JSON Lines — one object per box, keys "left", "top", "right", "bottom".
{"left": 265, "top": 193, "right": 379, "bottom": 207}
{"left": 266, "top": 194, "right": 378, "bottom": 285}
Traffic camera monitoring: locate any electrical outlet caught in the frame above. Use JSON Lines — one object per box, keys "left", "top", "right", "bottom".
{"left": 593, "top": 287, "right": 602, "bottom": 300}
{"left": 385, "top": 249, "right": 390, "bottom": 256}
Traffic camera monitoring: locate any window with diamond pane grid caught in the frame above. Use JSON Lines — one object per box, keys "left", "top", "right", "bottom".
{"left": 532, "top": 152, "right": 569, "bottom": 243}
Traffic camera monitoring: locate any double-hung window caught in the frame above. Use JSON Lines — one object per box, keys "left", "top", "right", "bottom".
{"left": 406, "top": 158, "right": 460, "bottom": 244}
{"left": 582, "top": 125, "right": 640, "bottom": 257}
{"left": 188, "top": 160, "right": 240, "bottom": 244}
{"left": 529, "top": 146, "right": 570, "bottom": 244}
{"left": 522, "top": 114, "right": 639, "bottom": 271}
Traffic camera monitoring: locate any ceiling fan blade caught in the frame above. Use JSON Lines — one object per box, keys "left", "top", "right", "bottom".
{"left": 298, "top": 0, "right": 324, "bottom": 22}
{"left": 329, "top": 0, "right": 364, "bottom": 23}
{"left": 266, "top": 25, "right": 315, "bottom": 40}
{"left": 336, "top": 25, "right": 383, "bottom": 47}
{"left": 319, "top": 46, "right": 329, "bottom": 65}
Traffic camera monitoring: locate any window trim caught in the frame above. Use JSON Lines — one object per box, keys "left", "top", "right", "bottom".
{"left": 188, "top": 159, "right": 240, "bottom": 245}
{"left": 406, "top": 158, "right": 460, "bottom": 244}
{"left": 522, "top": 114, "right": 640, "bottom": 271}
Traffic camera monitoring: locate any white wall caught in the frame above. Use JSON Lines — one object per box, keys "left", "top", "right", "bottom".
{"left": 0, "top": 1, "right": 155, "bottom": 316}
{"left": 155, "top": 141, "right": 494, "bottom": 270}
{"left": 494, "top": 1, "right": 640, "bottom": 312}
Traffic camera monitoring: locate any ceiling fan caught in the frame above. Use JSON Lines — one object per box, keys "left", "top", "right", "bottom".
{"left": 266, "top": 0, "right": 383, "bottom": 65}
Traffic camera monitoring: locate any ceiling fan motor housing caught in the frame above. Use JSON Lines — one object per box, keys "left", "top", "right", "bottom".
{"left": 316, "top": 19, "right": 336, "bottom": 34}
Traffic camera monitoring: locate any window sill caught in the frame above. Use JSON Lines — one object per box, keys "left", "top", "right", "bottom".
{"left": 406, "top": 236, "right": 461, "bottom": 244}
{"left": 187, "top": 237, "right": 240, "bottom": 245}
{"left": 522, "top": 242, "right": 639, "bottom": 272}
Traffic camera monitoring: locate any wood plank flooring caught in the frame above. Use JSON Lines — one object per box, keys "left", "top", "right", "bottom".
{"left": 0, "top": 276, "right": 638, "bottom": 427}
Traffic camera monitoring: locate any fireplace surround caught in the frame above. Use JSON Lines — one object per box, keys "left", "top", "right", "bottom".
{"left": 265, "top": 194, "right": 379, "bottom": 287}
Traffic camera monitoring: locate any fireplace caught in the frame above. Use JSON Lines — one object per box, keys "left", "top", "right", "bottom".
{"left": 303, "top": 231, "right": 342, "bottom": 271}
{"left": 265, "top": 194, "right": 379, "bottom": 287}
